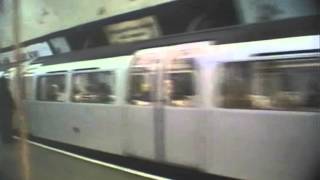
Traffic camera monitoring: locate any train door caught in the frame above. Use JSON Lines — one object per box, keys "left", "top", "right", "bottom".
{"left": 124, "top": 49, "right": 165, "bottom": 160}
{"left": 162, "top": 57, "right": 206, "bottom": 168}
{"left": 67, "top": 69, "right": 124, "bottom": 154}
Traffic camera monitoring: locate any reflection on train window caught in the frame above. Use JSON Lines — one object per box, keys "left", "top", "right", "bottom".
{"left": 37, "top": 75, "right": 66, "bottom": 102}
{"left": 164, "top": 72, "right": 195, "bottom": 107}
{"left": 219, "top": 59, "right": 320, "bottom": 111}
{"left": 72, "top": 71, "right": 115, "bottom": 104}
{"left": 128, "top": 73, "right": 156, "bottom": 105}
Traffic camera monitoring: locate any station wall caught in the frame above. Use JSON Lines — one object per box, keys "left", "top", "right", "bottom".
{"left": 0, "top": 0, "right": 173, "bottom": 48}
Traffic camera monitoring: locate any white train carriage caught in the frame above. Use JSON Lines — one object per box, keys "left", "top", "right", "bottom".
{"left": 14, "top": 34, "right": 320, "bottom": 180}
{"left": 23, "top": 56, "right": 132, "bottom": 155}
{"left": 203, "top": 35, "right": 320, "bottom": 180}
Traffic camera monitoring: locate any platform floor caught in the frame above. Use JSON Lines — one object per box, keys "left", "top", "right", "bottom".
{"left": 0, "top": 140, "right": 164, "bottom": 180}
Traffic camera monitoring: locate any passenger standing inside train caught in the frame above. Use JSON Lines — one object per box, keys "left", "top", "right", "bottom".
{"left": 0, "top": 77, "right": 15, "bottom": 144}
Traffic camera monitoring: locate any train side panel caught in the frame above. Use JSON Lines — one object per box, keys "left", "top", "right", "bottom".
{"left": 205, "top": 109, "right": 320, "bottom": 180}
{"left": 25, "top": 56, "right": 132, "bottom": 155}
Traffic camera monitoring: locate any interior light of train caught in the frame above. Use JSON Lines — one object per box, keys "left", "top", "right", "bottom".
{"left": 165, "top": 58, "right": 195, "bottom": 70}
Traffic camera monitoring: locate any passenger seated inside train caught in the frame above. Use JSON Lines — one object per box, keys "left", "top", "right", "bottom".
{"left": 219, "top": 60, "right": 320, "bottom": 111}
{"left": 47, "top": 84, "right": 66, "bottom": 102}
{"left": 73, "top": 83, "right": 114, "bottom": 103}
{"left": 72, "top": 72, "right": 115, "bottom": 104}
{"left": 96, "top": 83, "right": 114, "bottom": 102}
{"left": 164, "top": 73, "right": 195, "bottom": 107}
{"left": 130, "top": 83, "right": 152, "bottom": 106}
{"left": 220, "top": 71, "right": 252, "bottom": 108}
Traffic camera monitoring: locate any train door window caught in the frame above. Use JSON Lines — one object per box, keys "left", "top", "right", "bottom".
{"left": 164, "top": 58, "right": 196, "bottom": 107}
{"left": 218, "top": 58, "right": 320, "bottom": 111}
{"left": 128, "top": 72, "right": 156, "bottom": 106}
{"left": 128, "top": 55, "right": 160, "bottom": 106}
{"left": 218, "top": 62, "right": 252, "bottom": 108}
{"left": 71, "top": 71, "right": 115, "bottom": 104}
{"left": 37, "top": 75, "right": 66, "bottom": 102}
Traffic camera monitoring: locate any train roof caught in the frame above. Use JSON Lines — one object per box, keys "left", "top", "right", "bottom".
{"left": 30, "top": 15, "right": 319, "bottom": 66}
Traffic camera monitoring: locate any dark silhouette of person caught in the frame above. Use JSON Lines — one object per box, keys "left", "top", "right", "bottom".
{"left": 96, "top": 83, "right": 113, "bottom": 103}
{"left": 0, "top": 77, "right": 15, "bottom": 144}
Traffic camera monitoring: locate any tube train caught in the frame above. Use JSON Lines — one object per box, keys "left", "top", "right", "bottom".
{"left": 1, "top": 27, "right": 320, "bottom": 179}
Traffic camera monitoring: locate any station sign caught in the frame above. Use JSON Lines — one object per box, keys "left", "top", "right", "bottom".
{"left": 104, "top": 16, "right": 161, "bottom": 44}
{"left": 0, "top": 42, "right": 52, "bottom": 65}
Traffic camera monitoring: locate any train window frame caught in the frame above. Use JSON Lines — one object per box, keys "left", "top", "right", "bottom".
{"left": 70, "top": 70, "right": 116, "bottom": 104}
{"left": 36, "top": 73, "right": 67, "bottom": 102}
{"left": 216, "top": 57, "right": 320, "bottom": 112}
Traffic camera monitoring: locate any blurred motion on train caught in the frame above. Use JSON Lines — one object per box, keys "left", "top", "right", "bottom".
{"left": 0, "top": 1, "right": 319, "bottom": 179}
{"left": 1, "top": 31, "right": 319, "bottom": 180}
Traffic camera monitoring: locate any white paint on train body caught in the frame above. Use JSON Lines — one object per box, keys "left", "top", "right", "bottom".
{"left": 2, "top": 34, "right": 320, "bottom": 180}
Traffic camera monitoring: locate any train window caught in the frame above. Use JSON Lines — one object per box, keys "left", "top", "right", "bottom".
{"left": 218, "top": 59, "right": 320, "bottom": 111}
{"left": 218, "top": 63, "right": 252, "bottom": 108}
{"left": 71, "top": 71, "right": 115, "bottom": 104}
{"left": 164, "top": 58, "right": 196, "bottom": 107}
{"left": 164, "top": 72, "right": 196, "bottom": 107}
{"left": 128, "top": 73, "right": 156, "bottom": 105}
{"left": 23, "top": 76, "right": 33, "bottom": 100}
{"left": 37, "top": 75, "right": 66, "bottom": 102}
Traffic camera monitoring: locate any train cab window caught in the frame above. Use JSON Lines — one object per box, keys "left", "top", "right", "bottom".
{"left": 128, "top": 73, "right": 156, "bottom": 105}
{"left": 37, "top": 75, "right": 66, "bottom": 102}
{"left": 71, "top": 71, "right": 115, "bottom": 104}
{"left": 218, "top": 59, "right": 320, "bottom": 111}
{"left": 164, "top": 59, "right": 196, "bottom": 107}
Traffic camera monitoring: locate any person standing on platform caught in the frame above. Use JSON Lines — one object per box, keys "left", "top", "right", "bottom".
{"left": 0, "top": 77, "right": 15, "bottom": 144}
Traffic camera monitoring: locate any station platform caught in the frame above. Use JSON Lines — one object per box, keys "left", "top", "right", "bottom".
{"left": 0, "top": 138, "right": 167, "bottom": 180}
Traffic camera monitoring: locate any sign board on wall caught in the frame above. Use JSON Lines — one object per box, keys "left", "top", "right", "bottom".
{"left": 0, "top": 42, "right": 52, "bottom": 64}
{"left": 104, "top": 16, "right": 161, "bottom": 44}
{"left": 49, "top": 37, "right": 71, "bottom": 54}
{"left": 0, "top": 0, "right": 174, "bottom": 48}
